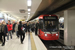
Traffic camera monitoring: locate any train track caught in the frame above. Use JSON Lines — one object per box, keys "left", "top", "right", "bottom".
{"left": 41, "top": 39, "right": 74, "bottom": 50}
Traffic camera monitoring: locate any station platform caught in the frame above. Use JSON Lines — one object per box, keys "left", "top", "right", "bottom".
{"left": 0, "top": 32, "right": 47, "bottom": 50}
{"left": 30, "top": 32, "right": 47, "bottom": 50}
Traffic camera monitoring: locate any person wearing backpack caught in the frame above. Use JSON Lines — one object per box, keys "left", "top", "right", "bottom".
{"left": 18, "top": 21, "right": 25, "bottom": 44}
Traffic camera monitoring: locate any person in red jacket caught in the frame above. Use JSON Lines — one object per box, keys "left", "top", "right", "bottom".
{"left": 7, "top": 20, "right": 13, "bottom": 40}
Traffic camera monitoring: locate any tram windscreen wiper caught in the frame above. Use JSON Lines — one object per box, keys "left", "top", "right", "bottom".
{"left": 50, "top": 31, "right": 52, "bottom": 34}
{"left": 43, "top": 28, "right": 52, "bottom": 34}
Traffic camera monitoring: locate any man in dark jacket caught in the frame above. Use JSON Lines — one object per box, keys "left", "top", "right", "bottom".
{"left": 31, "top": 22, "right": 35, "bottom": 32}
{"left": 35, "top": 21, "right": 39, "bottom": 35}
{"left": 26, "top": 22, "right": 30, "bottom": 33}
{"left": 12, "top": 21, "right": 16, "bottom": 34}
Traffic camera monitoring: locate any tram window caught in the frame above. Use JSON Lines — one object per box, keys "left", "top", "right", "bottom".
{"left": 39, "top": 19, "right": 43, "bottom": 29}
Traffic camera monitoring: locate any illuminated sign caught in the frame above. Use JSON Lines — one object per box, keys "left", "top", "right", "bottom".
{"left": 45, "top": 17, "right": 56, "bottom": 19}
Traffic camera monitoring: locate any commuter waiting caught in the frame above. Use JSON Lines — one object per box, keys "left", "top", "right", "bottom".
{"left": 35, "top": 21, "right": 39, "bottom": 35}
{"left": 26, "top": 22, "right": 30, "bottom": 34}
{"left": 31, "top": 22, "right": 35, "bottom": 32}
{"left": 7, "top": 20, "right": 13, "bottom": 40}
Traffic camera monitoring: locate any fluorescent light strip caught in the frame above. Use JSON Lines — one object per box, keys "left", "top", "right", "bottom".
{"left": 27, "top": 0, "right": 31, "bottom": 6}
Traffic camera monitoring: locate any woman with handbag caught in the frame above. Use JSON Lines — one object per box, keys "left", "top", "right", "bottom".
{"left": 18, "top": 21, "right": 25, "bottom": 44}
{"left": 0, "top": 21, "right": 8, "bottom": 46}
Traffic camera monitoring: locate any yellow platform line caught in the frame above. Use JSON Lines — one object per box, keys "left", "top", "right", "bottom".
{"left": 30, "top": 33, "right": 37, "bottom": 50}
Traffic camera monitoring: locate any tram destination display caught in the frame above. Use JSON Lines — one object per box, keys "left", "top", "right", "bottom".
{"left": 44, "top": 16, "right": 56, "bottom": 19}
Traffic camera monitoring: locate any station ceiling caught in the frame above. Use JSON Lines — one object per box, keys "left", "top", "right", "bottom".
{"left": 0, "top": 0, "right": 42, "bottom": 20}
{"left": 0, "top": 0, "right": 75, "bottom": 21}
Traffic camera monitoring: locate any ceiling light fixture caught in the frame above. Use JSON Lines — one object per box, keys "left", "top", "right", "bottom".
{"left": 28, "top": 13, "right": 30, "bottom": 14}
{"left": 28, "top": 9, "right": 31, "bottom": 11}
{"left": 27, "top": 0, "right": 31, "bottom": 6}
{"left": 19, "top": 9, "right": 25, "bottom": 13}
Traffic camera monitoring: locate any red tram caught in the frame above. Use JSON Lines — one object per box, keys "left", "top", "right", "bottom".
{"left": 38, "top": 14, "right": 59, "bottom": 40}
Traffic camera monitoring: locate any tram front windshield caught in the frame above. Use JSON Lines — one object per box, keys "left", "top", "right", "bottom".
{"left": 39, "top": 19, "right": 58, "bottom": 32}
{"left": 44, "top": 20, "right": 58, "bottom": 32}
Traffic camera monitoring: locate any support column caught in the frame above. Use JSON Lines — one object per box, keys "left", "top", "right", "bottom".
{"left": 64, "top": 10, "right": 75, "bottom": 46}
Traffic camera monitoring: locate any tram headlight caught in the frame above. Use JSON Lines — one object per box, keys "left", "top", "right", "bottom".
{"left": 45, "top": 34, "right": 47, "bottom": 36}
{"left": 56, "top": 34, "right": 58, "bottom": 36}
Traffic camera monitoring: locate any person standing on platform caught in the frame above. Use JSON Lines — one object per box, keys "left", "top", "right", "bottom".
{"left": 7, "top": 20, "right": 13, "bottom": 40}
{"left": 31, "top": 22, "right": 35, "bottom": 32}
{"left": 12, "top": 21, "right": 16, "bottom": 34}
{"left": 35, "top": 21, "right": 39, "bottom": 35}
{"left": 26, "top": 22, "right": 30, "bottom": 34}
{"left": 18, "top": 21, "right": 25, "bottom": 44}
{"left": 15, "top": 22, "right": 19, "bottom": 38}
{"left": 0, "top": 21, "right": 8, "bottom": 46}
{"left": 33, "top": 22, "right": 35, "bottom": 31}
{"left": 28, "top": 21, "right": 31, "bottom": 32}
